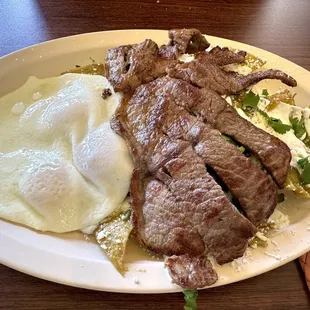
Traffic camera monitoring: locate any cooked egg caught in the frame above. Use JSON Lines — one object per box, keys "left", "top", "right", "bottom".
{"left": 0, "top": 74, "right": 133, "bottom": 233}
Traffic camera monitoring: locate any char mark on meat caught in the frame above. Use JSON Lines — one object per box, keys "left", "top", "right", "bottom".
{"left": 167, "top": 47, "right": 297, "bottom": 95}
{"left": 165, "top": 255, "right": 218, "bottom": 289}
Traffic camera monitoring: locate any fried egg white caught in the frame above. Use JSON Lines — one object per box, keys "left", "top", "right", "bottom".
{"left": 0, "top": 74, "right": 133, "bottom": 233}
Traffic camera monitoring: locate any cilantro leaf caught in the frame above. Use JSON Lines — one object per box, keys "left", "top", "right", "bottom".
{"left": 238, "top": 146, "right": 245, "bottom": 153}
{"left": 267, "top": 117, "right": 291, "bottom": 134}
{"left": 242, "top": 90, "right": 260, "bottom": 109}
{"left": 183, "top": 289, "right": 198, "bottom": 310}
{"left": 298, "top": 157, "right": 309, "bottom": 169}
{"left": 239, "top": 90, "right": 292, "bottom": 135}
{"left": 289, "top": 114, "right": 310, "bottom": 147}
{"left": 262, "top": 89, "right": 269, "bottom": 97}
{"left": 90, "top": 57, "right": 96, "bottom": 64}
{"left": 289, "top": 114, "right": 306, "bottom": 139}
{"left": 258, "top": 110, "right": 291, "bottom": 134}
{"left": 258, "top": 109, "right": 268, "bottom": 118}
{"left": 222, "top": 135, "right": 245, "bottom": 152}
{"left": 222, "top": 134, "right": 235, "bottom": 144}
{"left": 297, "top": 157, "right": 310, "bottom": 185}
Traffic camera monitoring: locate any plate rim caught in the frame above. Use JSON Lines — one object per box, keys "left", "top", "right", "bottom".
{"left": 0, "top": 29, "right": 310, "bottom": 294}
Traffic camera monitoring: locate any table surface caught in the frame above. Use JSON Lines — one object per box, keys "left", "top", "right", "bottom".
{"left": 0, "top": 0, "right": 310, "bottom": 309}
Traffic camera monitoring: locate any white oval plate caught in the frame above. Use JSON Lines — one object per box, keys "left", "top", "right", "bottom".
{"left": 0, "top": 30, "right": 310, "bottom": 293}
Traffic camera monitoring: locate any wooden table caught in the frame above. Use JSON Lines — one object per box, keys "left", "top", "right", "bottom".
{"left": 0, "top": 0, "right": 310, "bottom": 309}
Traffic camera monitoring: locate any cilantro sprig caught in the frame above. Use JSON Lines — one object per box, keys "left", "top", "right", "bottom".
{"left": 183, "top": 289, "right": 198, "bottom": 310}
{"left": 297, "top": 157, "right": 310, "bottom": 185}
{"left": 289, "top": 114, "right": 310, "bottom": 148}
{"left": 242, "top": 91, "right": 260, "bottom": 109}
{"left": 262, "top": 114, "right": 291, "bottom": 134}
{"left": 290, "top": 114, "right": 306, "bottom": 138}
{"left": 241, "top": 91, "right": 291, "bottom": 134}
{"left": 257, "top": 108, "right": 291, "bottom": 134}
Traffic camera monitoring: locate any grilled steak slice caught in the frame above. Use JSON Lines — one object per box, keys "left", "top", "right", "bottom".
{"left": 194, "top": 128, "right": 278, "bottom": 225}
{"left": 210, "top": 101, "right": 292, "bottom": 187}
{"left": 129, "top": 77, "right": 277, "bottom": 225}
{"left": 197, "top": 91, "right": 291, "bottom": 188}
{"left": 167, "top": 50, "right": 297, "bottom": 95}
{"left": 130, "top": 148, "right": 256, "bottom": 264}
{"left": 165, "top": 124, "right": 277, "bottom": 226}
{"left": 105, "top": 39, "right": 177, "bottom": 92}
{"left": 114, "top": 78, "right": 262, "bottom": 264}
{"left": 152, "top": 77, "right": 291, "bottom": 188}
{"left": 165, "top": 255, "right": 218, "bottom": 289}
{"left": 105, "top": 29, "right": 209, "bottom": 92}
{"left": 159, "top": 28, "right": 210, "bottom": 58}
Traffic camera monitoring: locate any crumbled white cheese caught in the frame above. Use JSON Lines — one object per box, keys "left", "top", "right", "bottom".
{"left": 178, "top": 54, "right": 194, "bottom": 63}
{"left": 230, "top": 249, "right": 253, "bottom": 272}
{"left": 271, "top": 239, "right": 280, "bottom": 252}
{"left": 11, "top": 102, "right": 25, "bottom": 115}
{"left": 32, "top": 92, "right": 42, "bottom": 101}
{"left": 263, "top": 252, "right": 281, "bottom": 260}
{"left": 230, "top": 260, "right": 242, "bottom": 272}
{"left": 256, "top": 231, "right": 269, "bottom": 242}
{"left": 250, "top": 243, "right": 257, "bottom": 249}
{"left": 83, "top": 234, "right": 90, "bottom": 241}
{"left": 223, "top": 63, "right": 252, "bottom": 75}
{"left": 269, "top": 208, "right": 290, "bottom": 230}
